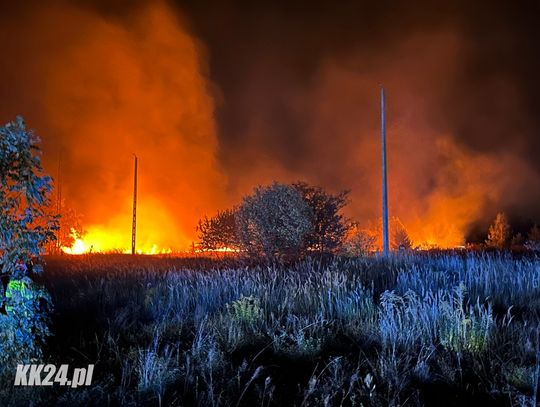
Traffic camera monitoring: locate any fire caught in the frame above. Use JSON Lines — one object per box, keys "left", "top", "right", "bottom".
{"left": 14, "top": 2, "right": 227, "bottom": 256}
{"left": 61, "top": 228, "right": 173, "bottom": 255}
{"left": 356, "top": 215, "right": 466, "bottom": 252}
{"left": 62, "top": 232, "right": 87, "bottom": 255}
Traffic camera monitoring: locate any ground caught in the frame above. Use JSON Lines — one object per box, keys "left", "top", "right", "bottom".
{"left": 1, "top": 252, "right": 539, "bottom": 406}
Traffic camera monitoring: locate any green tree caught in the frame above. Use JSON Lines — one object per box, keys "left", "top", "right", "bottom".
{"left": 197, "top": 208, "right": 239, "bottom": 251}
{"left": 292, "top": 182, "right": 350, "bottom": 255}
{"left": 486, "top": 212, "right": 511, "bottom": 249}
{"left": 0, "top": 116, "right": 57, "bottom": 276}
{"left": 0, "top": 116, "right": 57, "bottom": 369}
{"left": 236, "top": 183, "right": 312, "bottom": 259}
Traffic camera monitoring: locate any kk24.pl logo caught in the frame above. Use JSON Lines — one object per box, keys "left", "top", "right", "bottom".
{"left": 14, "top": 364, "right": 94, "bottom": 388}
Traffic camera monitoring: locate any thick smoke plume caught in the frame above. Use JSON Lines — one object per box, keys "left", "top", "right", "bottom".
{"left": 182, "top": 1, "right": 540, "bottom": 247}
{"left": 208, "top": 30, "right": 540, "bottom": 247}
{"left": 0, "top": 2, "right": 226, "bottom": 251}
{"left": 2, "top": 1, "right": 540, "bottom": 250}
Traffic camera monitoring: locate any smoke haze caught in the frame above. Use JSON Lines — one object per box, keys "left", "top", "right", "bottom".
{"left": 1, "top": 0, "right": 539, "bottom": 249}
{"left": 0, "top": 1, "right": 226, "bottom": 251}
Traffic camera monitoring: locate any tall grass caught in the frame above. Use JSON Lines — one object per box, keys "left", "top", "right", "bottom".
{"left": 1, "top": 252, "right": 538, "bottom": 406}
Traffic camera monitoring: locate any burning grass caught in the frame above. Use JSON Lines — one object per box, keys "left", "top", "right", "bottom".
{"left": 2, "top": 252, "right": 540, "bottom": 406}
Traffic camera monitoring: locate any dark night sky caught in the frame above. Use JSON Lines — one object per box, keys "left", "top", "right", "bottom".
{"left": 1, "top": 0, "right": 540, "bottom": 244}
{"left": 179, "top": 0, "right": 540, "bottom": 162}
{"left": 182, "top": 0, "right": 540, "bottom": 238}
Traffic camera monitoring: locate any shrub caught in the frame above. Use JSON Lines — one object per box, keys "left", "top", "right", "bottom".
{"left": 226, "top": 295, "right": 262, "bottom": 324}
{"left": 197, "top": 209, "right": 240, "bottom": 251}
{"left": 0, "top": 116, "right": 58, "bottom": 276}
{"left": 292, "top": 182, "right": 350, "bottom": 255}
{"left": 236, "top": 183, "right": 313, "bottom": 259}
{"left": 0, "top": 117, "right": 56, "bottom": 376}
{"left": 0, "top": 277, "right": 53, "bottom": 371}
{"left": 486, "top": 212, "right": 511, "bottom": 249}
{"left": 341, "top": 227, "right": 377, "bottom": 256}
{"left": 391, "top": 223, "right": 413, "bottom": 251}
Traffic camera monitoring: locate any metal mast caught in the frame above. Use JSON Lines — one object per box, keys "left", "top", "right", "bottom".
{"left": 56, "top": 149, "right": 62, "bottom": 251}
{"left": 381, "top": 87, "right": 390, "bottom": 256}
{"left": 131, "top": 155, "right": 138, "bottom": 255}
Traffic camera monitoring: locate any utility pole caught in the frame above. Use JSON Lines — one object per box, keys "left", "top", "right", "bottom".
{"left": 132, "top": 155, "right": 138, "bottom": 255}
{"left": 56, "top": 149, "right": 62, "bottom": 251}
{"left": 381, "top": 87, "right": 390, "bottom": 256}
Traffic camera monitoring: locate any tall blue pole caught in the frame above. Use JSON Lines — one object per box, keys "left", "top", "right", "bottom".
{"left": 132, "top": 155, "right": 138, "bottom": 255}
{"left": 381, "top": 87, "right": 390, "bottom": 256}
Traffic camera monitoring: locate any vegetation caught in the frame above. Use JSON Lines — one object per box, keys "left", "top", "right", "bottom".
{"left": 50, "top": 202, "right": 84, "bottom": 254}
{"left": 1, "top": 252, "right": 539, "bottom": 406}
{"left": 344, "top": 217, "right": 415, "bottom": 254}
{"left": 525, "top": 224, "right": 540, "bottom": 252}
{"left": 199, "top": 182, "right": 350, "bottom": 258}
{"left": 342, "top": 227, "right": 378, "bottom": 256}
{"left": 197, "top": 209, "right": 240, "bottom": 251}
{"left": 0, "top": 116, "right": 57, "bottom": 277}
{"left": 391, "top": 221, "right": 413, "bottom": 251}
{"left": 235, "top": 183, "right": 313, "bottom": 259}
{"left": 0, "top": 116, "right": 57, "bottom": 372}
{"left": 292, "top": 182, "right": 350, "bottom": 255}
{"left": 486, "top": 212, "right": 511, "bottom": 249}
{"left": 2, "top": 120, "right": 540, "bottom": 405}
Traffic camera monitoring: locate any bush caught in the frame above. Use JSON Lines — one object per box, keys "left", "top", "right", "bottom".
{"left": 236, "top": 183, "right": 313, "bottom": 259}
{"left": 486, "top": 212, "right": 511, "bottom": 249}
{"left": 198, "top": 182, "right": 351, "bottom": 258}
{"left": 0, "top": 117, "right": 56, "bottom": 376}
{"left": 342, "top": 226, "right": 377, "bottom": 256}
{"left": 0, "top": 116, "right": 57, "bottom": 276}
{"left": 197, "top": 209, "right": 240, "bottom": 251}
{"left": 0, "top": 277, "right": 53, "bottom": 373}
{"left": 226, "top": 295, "right": 262, "bottom": 324}
{"left": 292, "top": 182, "right": 350, "bottom": 255}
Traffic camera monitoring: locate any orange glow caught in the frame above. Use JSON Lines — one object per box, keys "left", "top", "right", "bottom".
{"left": 7, "top": 5, "right": 535, "bottom": 252}
{"left": 197, "top": 247, "right": 240, "bottom": 253}
{"left": 61, "top": 229, "right": 86, "bottom": 255}
{"left": 61, "top": 227, "right": 173, "bottom": 255}
{"left": 18, "top": 2, "right": 227, "bottom": 255}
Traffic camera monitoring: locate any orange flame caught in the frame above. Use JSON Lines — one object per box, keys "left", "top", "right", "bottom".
{"left": 61, "top": 227, "right": 173, "bottom": 255}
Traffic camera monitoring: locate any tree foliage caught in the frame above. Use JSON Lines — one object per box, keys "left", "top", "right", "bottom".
{"left": 0, "top": 116, "right": 58, "bottom": 277}
{"left": 198, "top": 182, "right": 351, "bottom": 259}
{"left": 486, "top": 212, "right": 511, "bottom": 249}
{"left": 236, "top": 183, "right": 313, "bottom": 259}
{"left": 342, "top": 225, "right": 377, "bottom": 256}
{"left": 197, "top": 208, "right": 239, "bottom": 251}
{"left": 0, "top": 277, "right": 52, "bottom": 367}
{"left": 525, "top": 224, "right": 540, "bottom": 251}
{"left": 0, "top": 117, "right": 56, "bottom": 372}
{"left": 292, "top": 182, "right": 350, "bottom": 254}
{"left": 391, "top": 221, "right": 413, "bottom": 251}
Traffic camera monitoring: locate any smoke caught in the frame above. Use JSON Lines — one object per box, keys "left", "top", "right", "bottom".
{"left": 196, "top": 28, "right": 540, "bottom": 246}
{"left": 181, "top": 2, "right": 540, "bottom": 246}
{"left": 0, "top": 1, "right": 226, "bottom": 251}
{"left": 1, "top": 1, "right": 540, "bottom": 249}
